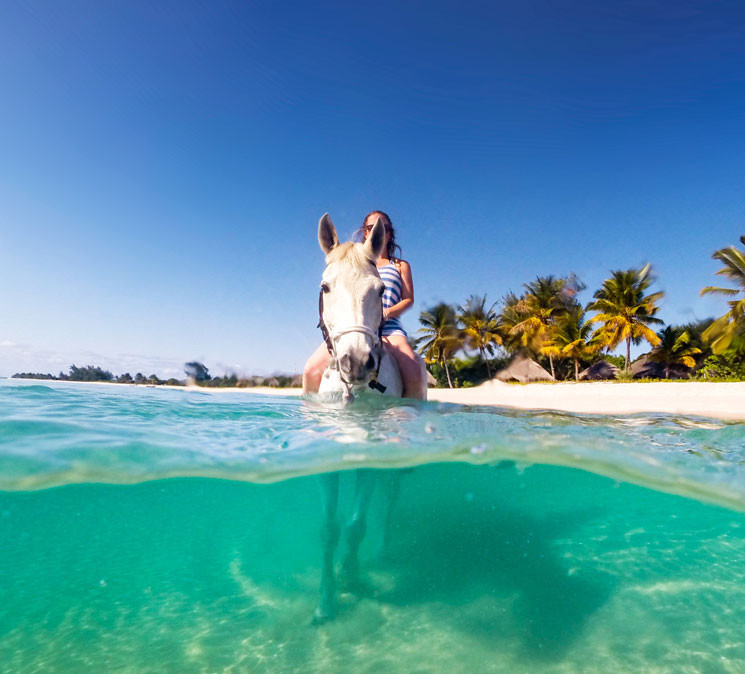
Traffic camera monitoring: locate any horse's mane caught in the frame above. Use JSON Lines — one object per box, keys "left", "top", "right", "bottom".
{"left": 325, "top": 242, "right": 374, "bottom": 269}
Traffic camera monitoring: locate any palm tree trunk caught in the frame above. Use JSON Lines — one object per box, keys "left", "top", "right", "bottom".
{"left": 442, "top": 358, "right": 453, "bottom": 388}
{"left": 574, "top": 358, "right": 579, "bottom": 382}
{"left": 549, "top": 354, "right": 555, "bottom": 379}
{"left": 625, "top": 338, "right": 631, "bottom": 372}
{"left": 481, "top": 347, "right": 492, "bottom": 379}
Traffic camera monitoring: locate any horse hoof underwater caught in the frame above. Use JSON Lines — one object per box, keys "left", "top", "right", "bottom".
{"left": 311, "top": 213, "right": 426, "bottom": 624}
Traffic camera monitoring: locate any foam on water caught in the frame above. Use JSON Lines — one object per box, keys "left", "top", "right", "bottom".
{"left": 1, "top": 380, "right": 745, "bottom": 672}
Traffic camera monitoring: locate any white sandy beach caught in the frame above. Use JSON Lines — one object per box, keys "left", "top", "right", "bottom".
{"left": 186, "top": 381, "right": 745, "bottom": 422}
{"left": 426, "top": 380, "right": 745, "bottom": 421}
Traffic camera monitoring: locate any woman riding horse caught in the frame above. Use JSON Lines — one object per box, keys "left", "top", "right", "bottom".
{"left": 303, "top": 210, "right": 425, "bottom": 399}
{"left": 307, "top": 213, "right": 425, "bottom": 622}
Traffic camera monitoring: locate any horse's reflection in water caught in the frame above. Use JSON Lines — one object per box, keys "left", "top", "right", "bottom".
{"left": 308, "top": 213, "right": 426, "bottom": 623}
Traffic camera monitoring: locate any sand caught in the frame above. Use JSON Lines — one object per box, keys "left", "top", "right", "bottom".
{"left": 220, "top": 381, "right": 745, "bottom": 422}
{"left": 185, "top": 381, "right": 745, "bottom": 421}
{"left": 426, "top": 380, "right": 745, "bottom": 421}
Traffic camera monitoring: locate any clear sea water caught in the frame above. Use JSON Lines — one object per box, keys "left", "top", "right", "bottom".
{"left": 1, "top": 380, "right": 744, "bottom": 673}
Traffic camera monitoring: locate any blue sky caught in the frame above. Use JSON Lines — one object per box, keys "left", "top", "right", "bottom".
{"left": 1, "top": 1, "right": 744, "bottom": 378}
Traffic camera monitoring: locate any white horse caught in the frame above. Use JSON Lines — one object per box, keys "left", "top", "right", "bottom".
{"left": 312, "top": 213, "right": 426, "bottom": 623}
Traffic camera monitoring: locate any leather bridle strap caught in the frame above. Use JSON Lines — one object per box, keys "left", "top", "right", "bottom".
{"left": 318, "top": 290, "right": 334, "bottom": 355}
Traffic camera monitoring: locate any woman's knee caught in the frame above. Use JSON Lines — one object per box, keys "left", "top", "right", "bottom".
{"left": 385, "top": 340, "right": 422, "bottom": 381}
{"left": 399, "top": 355, "right": 422, "bottom": 382}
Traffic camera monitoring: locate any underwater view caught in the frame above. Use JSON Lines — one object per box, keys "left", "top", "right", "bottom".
{"left": 1, "top": 380, "right": 745, "bottom": 673}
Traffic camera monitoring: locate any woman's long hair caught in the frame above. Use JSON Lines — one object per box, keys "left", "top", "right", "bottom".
{"left": 358, "top": 210, "right": 402, "bottom": 261}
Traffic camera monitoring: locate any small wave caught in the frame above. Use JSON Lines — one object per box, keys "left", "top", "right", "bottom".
{"left": 5, "top": 383, "right": 60, "bottom": 395}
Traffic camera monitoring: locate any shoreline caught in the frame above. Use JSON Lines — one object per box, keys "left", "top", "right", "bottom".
{"left": 427, "top": 380, "right": 745, "bottom": 422}
{"left": 8, "top": 378, "right": 745, "bottom": 421}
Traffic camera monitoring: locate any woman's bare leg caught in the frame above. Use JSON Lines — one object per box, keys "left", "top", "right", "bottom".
{"left": 303, "top": 343, "right": 331, "bottom": 394}
{"left": 383, "top": 335, "right": 425, "bottom": 399}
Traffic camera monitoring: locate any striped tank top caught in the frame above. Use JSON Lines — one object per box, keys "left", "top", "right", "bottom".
{"left": 378, "top": 260, "right": 407, "bottom": 337}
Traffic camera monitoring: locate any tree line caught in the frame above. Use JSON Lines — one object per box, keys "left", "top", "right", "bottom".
{"left": 416, "top": 235, "right": 745, "bottom": 387}
{"left": 12, "top": 363, "right": 302, "bottom": 387}
{"left": 12, "top": 365, "right": 183, "bottom": 385}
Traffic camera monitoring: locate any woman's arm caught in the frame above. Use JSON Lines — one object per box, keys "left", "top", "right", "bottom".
{"left": 383, "top": 260, "right": 414, "bottom": 320}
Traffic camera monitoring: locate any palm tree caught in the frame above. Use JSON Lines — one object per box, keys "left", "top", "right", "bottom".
{"left": 508, "top": 276, "right": 574, "bottom": 378}
{"left": 499, "top": 291, "right": 530, "bottom": 355}
{"left": 647, "top": 326, "right": 702, "bottom": 378}
{"left": 457, "top": 295, "right": 502, "bottom": 379}
{"left": 700, "top": 235, "right": 745, "bottom": 353}
{"left": 418, "top": 303, "right": 462, "bottom": 388}
{"left": 587, "top": 264, "right": 664, "bottom": 372}
{"left": 553, "top": 306, "right": 599, "bottom": 381}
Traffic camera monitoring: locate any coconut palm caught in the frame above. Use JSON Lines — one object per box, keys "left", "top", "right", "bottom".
{"left": 418, "top": 303, "right": 462, "bottom": 388}
{"left": 587, "top": 264, "right": 664, "bottom": 371}
{"left": 508, "top": 276, "right": 576, "bottom": 378}
{"left": 499, "top": 291, "right": 530, "bottom": 355}
{"left": 700, "top": 235, "right": 745, "bottom": 353}
{"left": 457, "top": 295, "right": 502, "bottom": 379}
{"left": 553, "top": 306, "right": 599, "bottom": 381}
{"left": 647, "top": 326, "right": 702, "bottom": 378}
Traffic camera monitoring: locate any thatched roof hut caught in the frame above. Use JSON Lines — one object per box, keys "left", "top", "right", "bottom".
{"left": 426, "top": 370, "right": 438, "bottom": 387}
{"left": 631, "top": 354, "right": 692, "bottom": 380}
{"left": 495, "top": 354, "right": 554, "bottom": 383}
{"left": 579, "top": 360, "right": 620, "bottom": 381}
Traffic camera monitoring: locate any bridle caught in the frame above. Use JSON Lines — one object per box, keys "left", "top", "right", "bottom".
{"left": 318, "top": 286, "right": 387, "bottom": 394}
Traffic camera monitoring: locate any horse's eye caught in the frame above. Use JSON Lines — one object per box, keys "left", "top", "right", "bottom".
{"left": 321, "top": 283, "right": 330, "bottom": 294}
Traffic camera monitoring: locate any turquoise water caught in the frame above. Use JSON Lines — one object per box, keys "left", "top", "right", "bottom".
{"left": 1, "top": 381, "right": 744, "bottom": 672}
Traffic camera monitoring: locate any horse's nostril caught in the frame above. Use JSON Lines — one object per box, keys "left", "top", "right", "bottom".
{"left": 340, "top": 354, "right": 352, "bottom": 374}
{"left": 365, "top": 354, "right": 376, "bottom": 371}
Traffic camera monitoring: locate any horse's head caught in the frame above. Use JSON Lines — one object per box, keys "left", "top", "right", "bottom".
{"left": 317, "top": 213, "right": 387, "bottom": 389}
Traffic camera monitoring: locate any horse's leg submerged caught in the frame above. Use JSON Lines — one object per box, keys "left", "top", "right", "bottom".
{"left": 314, "top": 472, "right": 340, "bottom": 624}
{"left": 379, "top": 469, "right": 404, "bottom": 555}
{"left": 340, "top": 469, "right": 377, "bottom": 588}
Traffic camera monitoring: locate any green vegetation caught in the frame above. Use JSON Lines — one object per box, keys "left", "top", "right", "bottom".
{"left": 646, "top": 326, "right": 702, "bottom": 379}
{"left": 417, "top": 235, "right": 745, "bottom": 386}
{"left": 554, "top": 306, "right": 599, "bottom": 381}
{"left": 586, "top": 264, "right": 664, "bottom": 372}
{"left": 13, "top": 365, "right": 114, "bottom": 382}
{"left": 695, "top": 336, "right": 745, "bottom": 381}
{"left": 700, "top": 235, "right": 745, "bottom": 353}
{"left": 12, "top": 363, "right": 300, "bottom": 388}
{"left": 458, "top": 295, "right": 501, "bottom": 379}
{"left": 417, "top": 303, "right": 462, "bottom": 388}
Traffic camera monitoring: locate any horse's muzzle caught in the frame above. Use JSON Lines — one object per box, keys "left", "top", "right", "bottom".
{"left": 338, "top": 350, "right": 377, "bottom": 385}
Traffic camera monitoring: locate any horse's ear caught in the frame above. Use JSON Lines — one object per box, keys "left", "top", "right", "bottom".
{"left": 363, "top": 217, "right": 386, "bottom": 261}
{"left": 318, "top": 213, "right": 339, "bottom": 255}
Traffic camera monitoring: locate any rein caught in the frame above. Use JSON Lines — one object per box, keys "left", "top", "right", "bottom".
{"left": 318, "top": 289, "right": 387, "bottom": 393}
